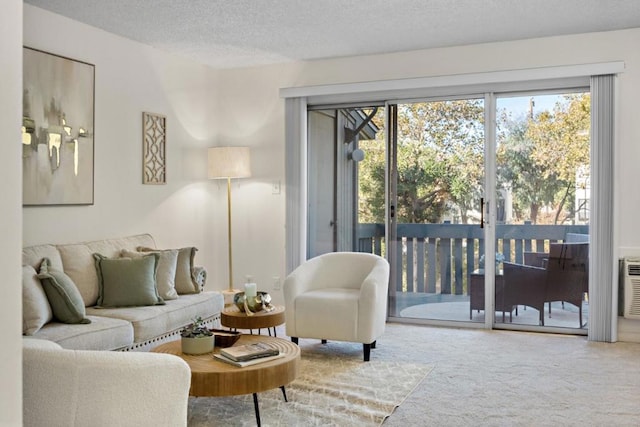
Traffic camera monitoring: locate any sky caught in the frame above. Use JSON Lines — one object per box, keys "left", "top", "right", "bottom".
{"left": 497, "top": 94, "right": 564, "bottom": 120}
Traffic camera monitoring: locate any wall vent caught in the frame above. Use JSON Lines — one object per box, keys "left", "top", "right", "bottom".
{"left": 623, "top": 258, "right": 640, "bottom": 319}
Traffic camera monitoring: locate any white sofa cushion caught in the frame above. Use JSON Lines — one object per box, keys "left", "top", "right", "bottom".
{"left": 32, "top": 315, "right": 134, "bottom": 351}
{"left": 22, "top": 265, "right": 53, "bottom": 335}
{"left": 295, "top": 288, "right": 360, "bottom": 342}
{"left": 22, "top": 244, "right": 63, "bottom": 270}
{"left": 86, "top": 291, "right": 223, "bottom": 344}
{"left": 57, "top": 234, "right": 157, "bottom": 306}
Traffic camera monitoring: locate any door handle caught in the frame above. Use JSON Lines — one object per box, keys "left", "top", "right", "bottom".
{"left": 480, "top": 198, "right": 484, "bottom": 229}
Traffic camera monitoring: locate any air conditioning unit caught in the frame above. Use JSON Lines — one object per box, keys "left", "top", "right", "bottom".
{"left": 623, "top": 258, "right": 640, "bottom": 319}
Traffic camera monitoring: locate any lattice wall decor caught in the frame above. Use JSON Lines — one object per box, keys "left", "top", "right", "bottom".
{"left": 142, "top": 112, "right": 166, "bottom": 184}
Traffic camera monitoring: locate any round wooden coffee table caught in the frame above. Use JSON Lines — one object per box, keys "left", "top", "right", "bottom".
{"left": 152, "top": 335, "right": 299, "bottom": 426}
{"left": 221, "top": 305, "right": 285, "bottom": 336}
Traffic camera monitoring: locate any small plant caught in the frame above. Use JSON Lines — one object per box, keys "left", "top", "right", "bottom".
{"left": 181, "top": 316, "right": 213, "bottom": 338}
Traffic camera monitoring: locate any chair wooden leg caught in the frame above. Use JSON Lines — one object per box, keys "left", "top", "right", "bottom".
{"left": 371, "top": 340, "right": 376, "bottom": 349}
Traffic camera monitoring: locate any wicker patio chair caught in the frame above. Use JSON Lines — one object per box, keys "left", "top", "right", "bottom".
{"left": 545, "top": 242, "right": 589, "bottom": 328}
{"left": 502, "top": 262, "right": 547, "bottom": 326}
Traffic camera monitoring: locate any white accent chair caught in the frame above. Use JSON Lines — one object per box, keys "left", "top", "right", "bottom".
{"left": 23, "top": 338, "right": 191, "bottom": 427}
{"left": 283, "top": 252, "right": 390, "bottom": 361}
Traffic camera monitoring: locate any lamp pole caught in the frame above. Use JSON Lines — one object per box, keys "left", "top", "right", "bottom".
{"left": 226, "top": 176, "right": 234, "bottom": 291}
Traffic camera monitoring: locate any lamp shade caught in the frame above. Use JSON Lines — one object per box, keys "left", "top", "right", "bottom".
{"left": 208, "top": 147, "right": 251, "bottom": 179}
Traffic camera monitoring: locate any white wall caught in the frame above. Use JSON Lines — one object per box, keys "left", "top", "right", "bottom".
{"left": 1, "top": 1, "right": 23, "bottom": 425}
{"left": 22, "top": 6, "right": 232, "bottom": 288}
{"left": 22, "top": 5, "right": 640, "bottom": 340}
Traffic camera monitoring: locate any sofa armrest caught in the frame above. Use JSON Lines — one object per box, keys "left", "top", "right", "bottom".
{"left": 23, "top": 340, "right": 191, "bottom": 427}
{"left": 193, "top": 266, "right": 207, "bottom": 291}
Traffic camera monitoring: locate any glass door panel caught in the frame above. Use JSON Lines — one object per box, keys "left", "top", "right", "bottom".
{"left": 374, "top": 99, "right": 488, "bottom": 322}
{"left": 308, "top": 106, "right": 382, "bottom": 258}
{"left": 495, "top": 92, "right": 590, "bottom": 331}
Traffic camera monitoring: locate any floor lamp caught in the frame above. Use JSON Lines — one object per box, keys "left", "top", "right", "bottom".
{"left": 208, "top": 147, "right": 251, "bottom": 304}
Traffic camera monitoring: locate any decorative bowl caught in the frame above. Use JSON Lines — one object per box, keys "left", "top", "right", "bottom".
{"left": 210, "top": 329, "right": 241, "bottom": 348}
{"left": 234, "top": 291, "right": 274, "bottom": 313}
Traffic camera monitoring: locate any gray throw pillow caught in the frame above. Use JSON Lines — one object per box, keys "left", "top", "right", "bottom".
{"left": 37, "top": 258, "right": 91, "bottom": 324}
{"left": 93, "top": 253, "right": 165, "bottom": 308}
{"left": 138, "top": 246, "right": 201, "bottom": 294}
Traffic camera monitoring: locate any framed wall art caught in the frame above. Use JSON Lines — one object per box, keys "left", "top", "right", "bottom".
{"left": 22, "top": 47, "right": 95, "bottom": 206}
{"left": 142, "top": 112, "right": 166, "bottom": 184}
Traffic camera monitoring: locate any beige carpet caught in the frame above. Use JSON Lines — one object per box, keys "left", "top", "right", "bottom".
{"left": 187, "top": 339, "right": 433, "bottom": 426}
{"left": 188, "top": 323, "right": 640, "bottom": 426}
{"left": 379, "top": 323, "right": 640, "bottom": 426}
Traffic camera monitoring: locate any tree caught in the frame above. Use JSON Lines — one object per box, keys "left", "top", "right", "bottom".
{"left": 496, "top": 113, "right": 560, "bottom": 224}
{"left": 358, "top": 93, "right": 590, "bottom": 226}
{"left": 497, "top": 94, "right": 590, "bottom": 224}
{"left": 359, "top": 100, "right": 485, "bottom": 224}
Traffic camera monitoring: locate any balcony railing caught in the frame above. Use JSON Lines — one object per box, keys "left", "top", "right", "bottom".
{"left": 357, "top": 222, "right": 589, "bottom": 295}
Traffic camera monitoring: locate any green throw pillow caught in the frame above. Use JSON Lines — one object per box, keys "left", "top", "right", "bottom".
{"left": 37, "top": 258, "right": 91, "bottom": 324}
{"left": 121, "top": 249, "right": 179, "bottom": 301}
{"left": 93, "top": 253, "right": 165, "bottom": 308}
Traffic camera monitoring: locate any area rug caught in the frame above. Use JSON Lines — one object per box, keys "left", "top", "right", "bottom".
{"left": 187, "top": 341, "right": 434, "bottom": 426}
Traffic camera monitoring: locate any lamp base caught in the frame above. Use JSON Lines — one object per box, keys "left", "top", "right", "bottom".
{"left": 222, "top": 288, "right": 242, "bottom": 307}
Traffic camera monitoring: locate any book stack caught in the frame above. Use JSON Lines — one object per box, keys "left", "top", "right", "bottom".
{"left": 214, "top": 342, "right": 283, "bottom": 367}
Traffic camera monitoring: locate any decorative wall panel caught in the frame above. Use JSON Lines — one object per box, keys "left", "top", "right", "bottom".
{"left": 142, "top": 112, "right": 166, "bottom": 184}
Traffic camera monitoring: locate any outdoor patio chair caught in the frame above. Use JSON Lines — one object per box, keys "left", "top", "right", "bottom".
{"left": 523, "top": 233, "right": 589, "bottom": 268}
{"left": 502, "top": 262, "right": 547, "bottom": 326}
{"left": 545, "top": 242, "right": 589, "bottom": 327}
{"left": 283, "top": 252, "right": 390, "bottom": 361}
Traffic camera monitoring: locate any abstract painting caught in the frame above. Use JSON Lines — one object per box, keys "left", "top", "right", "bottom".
{"left": 22, "top": 47, "right": 95, "bottom": 206}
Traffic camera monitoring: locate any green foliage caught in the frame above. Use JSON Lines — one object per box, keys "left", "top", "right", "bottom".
{"left": 357, "top": 93, "right": 590, "bottom": 226}
{"left": 181, "top": 316, "right": 213, "bottom": 338}
{"left": 497, "top": 94, "right": 590, "bottom": 224}
{"left": 359, "top": 100, "right": 484, "bottom": 224}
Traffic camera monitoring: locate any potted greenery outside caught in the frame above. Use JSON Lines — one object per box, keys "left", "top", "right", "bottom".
{"left": 181, "top": 316, "right": 214, "bottom": 355}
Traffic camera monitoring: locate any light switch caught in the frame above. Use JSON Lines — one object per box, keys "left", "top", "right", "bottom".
{"left": 272, "top": 180, "right": 281, "bottom": 195}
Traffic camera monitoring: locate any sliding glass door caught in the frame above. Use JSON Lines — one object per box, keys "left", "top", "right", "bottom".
{"left": 306, "top": 88, "right": 591, "bottom": 334}
{"left": 383, "top": 98, "right": 490, "bottom": 322}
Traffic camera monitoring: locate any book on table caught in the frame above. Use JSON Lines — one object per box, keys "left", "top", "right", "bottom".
{"left": 213, "top": 352, "right": 285, "bottom": 367}
{"left": 219, "top": 342, "right": 279, "bottom": 362}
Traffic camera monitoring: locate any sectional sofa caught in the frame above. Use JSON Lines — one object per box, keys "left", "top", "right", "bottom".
{"left": 21, "top": 233, "right": 224, "bottom": 351}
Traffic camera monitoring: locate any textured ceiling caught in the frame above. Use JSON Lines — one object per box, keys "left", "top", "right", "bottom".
{"left": 24, "top": 0, "right": 640, "bottom": 69}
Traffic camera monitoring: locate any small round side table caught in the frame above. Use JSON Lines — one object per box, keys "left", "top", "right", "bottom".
{"left": 221, "top": 304, "right": 285, "bottom": 336}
